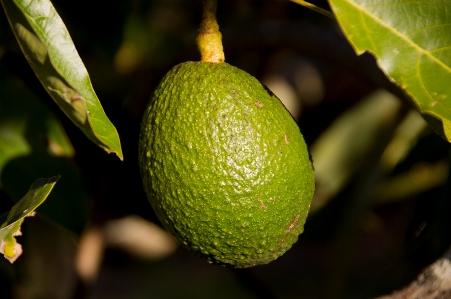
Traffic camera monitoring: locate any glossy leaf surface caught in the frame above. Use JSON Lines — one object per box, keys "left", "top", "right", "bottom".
{"left": 1, "top": 0, "right": 123, "bottom": 159}
{"left": 328, "top": 0, "right": 451, "bottom": 141}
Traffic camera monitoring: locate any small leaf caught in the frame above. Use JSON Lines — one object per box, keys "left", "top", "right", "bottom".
{"left": 328, "top": 0, "right": 451, "bottom": 142}
{"left": 1, "top": 0, "right": 123, "bottom": 160}
{"left": 45, "top": 116, "right": 75, "bottom": 157}
{"left": 0, "top": 68, "right": 73, "bottom": 178}
{"left": 0, "top": 69, "right": 88, "bottom": 233}
{"left": 0, "top": 176, "right": 59, "bottom": 263}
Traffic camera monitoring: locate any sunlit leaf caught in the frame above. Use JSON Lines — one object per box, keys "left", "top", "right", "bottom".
{"left": 0, "top": 176, "right": 58, "bottom": 263}
{"left": 1, "top": 0, "right": 123, "bottom": 159}
{"left": 328, "top": 0, "right": 451, "bottom": 142}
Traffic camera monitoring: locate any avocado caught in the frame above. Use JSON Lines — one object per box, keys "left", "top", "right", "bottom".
{"left": 139, "top": 61, "right": 315, "bottom": 268}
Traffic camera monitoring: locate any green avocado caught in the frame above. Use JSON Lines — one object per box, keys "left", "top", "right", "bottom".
{"left": 139, "top": 61, "right": 315, "bottom": 268}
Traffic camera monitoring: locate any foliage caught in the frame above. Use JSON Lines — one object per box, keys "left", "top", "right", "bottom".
{"left": 0, "top": 176, "right": 58, "bottom": 263}
{"left": 329, "top": 0, "right": 451, "bottom": 141}
{"left": 0, "top": 0, "right": 450, "bottom": 298}
{"left": 2, "top": 0, "right": 123, "bottom": 159}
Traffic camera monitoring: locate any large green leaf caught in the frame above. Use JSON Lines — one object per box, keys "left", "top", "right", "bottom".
{"left": 328, "top": 0, "right": 451, "bottom": 142}
{"left": 0, "top": 0, "right": 123, "bottom": 160}
{"left": 0, "top": 176, "right": 58, "bottom": 263}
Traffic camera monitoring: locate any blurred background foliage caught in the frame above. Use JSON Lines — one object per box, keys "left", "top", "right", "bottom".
{"left": 0, "top": 0, "right": 450, "bottom": 298}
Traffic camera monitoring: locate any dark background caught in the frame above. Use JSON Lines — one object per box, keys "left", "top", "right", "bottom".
{"left": 0, "top": 0, "right": 450, "bottom": 298}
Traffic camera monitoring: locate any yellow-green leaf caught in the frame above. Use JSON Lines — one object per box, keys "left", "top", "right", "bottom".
{"left": 328, "top": 0, "right": 451, "bottom": 141}
{"left": 0, "top": 176, "right": 59, "bottom": 263}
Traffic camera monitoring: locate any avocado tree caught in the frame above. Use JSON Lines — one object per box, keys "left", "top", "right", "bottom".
{"left": 0, "top": 0, "right": 450, "bottom": 298}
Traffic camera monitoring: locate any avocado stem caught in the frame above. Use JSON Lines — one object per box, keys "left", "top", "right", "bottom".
{"left": 196, "top": 0, "right": 225, "bottom": 63}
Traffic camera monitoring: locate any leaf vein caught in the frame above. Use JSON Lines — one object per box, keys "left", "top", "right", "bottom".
{"left": 345, "top": 0, "right": 451, "bottom": 73}
{"left": 360, "top": 10, "right": 378, "bottom": 54}
{"left": 363, "top": 1, "right": 449, "bottom": 8}
{"left": 407, "top": 23, "right": 451, "bottom": 37}
{"left": 430, "top": 46, "right": 451, "bottom": 54}
{"left": 416, "top": 53, "right": 434, "bottom": 106}
{"left": 22, "top": 0, "right": 32, "bottom": 10}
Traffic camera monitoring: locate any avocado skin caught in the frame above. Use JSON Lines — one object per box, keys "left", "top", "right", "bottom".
{"left": 139, "top": 61, "right": 315, "bottom": 268}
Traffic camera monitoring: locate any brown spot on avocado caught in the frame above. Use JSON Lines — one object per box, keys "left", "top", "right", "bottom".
{"left": 286, "top": 215, "right": 300, "bottom": 233}
{"left": 284, "top": 134, "right": 290, "bottom": 145}
{"left": 257, "top": 197, "right": 267, "bottom": 209}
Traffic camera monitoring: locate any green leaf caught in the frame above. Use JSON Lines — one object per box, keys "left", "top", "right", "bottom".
{"left": 0, "top": 68, "right": 89, "bottom": 233}
{"left": 328, "top": 0, "right": 451, "bottom": 142}
{"left": 0, "top": 67, "right": 74, "bottom": 179}
{"left": 0, "top": 0, "right": 123, "bottom": 160}
{"left": 45, "top": 116, "right": 76, "bottom": 158}
{"left": 310, "top": 90, "right": 403, "bottom": 212}
{"left": 0, "top": 176, "right": 59, "bottom": 263}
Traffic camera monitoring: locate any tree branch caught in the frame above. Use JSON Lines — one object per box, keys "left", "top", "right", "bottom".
{"left": 376, "top": 246, "right": 451, "bottom": 299}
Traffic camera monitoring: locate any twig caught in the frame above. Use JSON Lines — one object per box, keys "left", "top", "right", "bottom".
{"left": 325, "top": 104, "right": 410, "bottom": 298}
{"left": 376, "top": 246, "right": 451, "bottom": 299}
{"left": 375, "top": 152, "right": 451, "bottom": 299}
{"left": 290, "top": 0, "right": 336, "bottom": 20}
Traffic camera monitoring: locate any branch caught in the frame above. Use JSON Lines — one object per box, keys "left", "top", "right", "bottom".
{"left": 290, "top": 0, "right": 336, "bottom": 20}
{"left": 376, "top": 246, "right": 451, "bottom": 299}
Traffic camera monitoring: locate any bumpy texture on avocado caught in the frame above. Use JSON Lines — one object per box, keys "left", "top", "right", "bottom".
{"left": 139, "top": 61, "right": 314, "bottom": 268}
